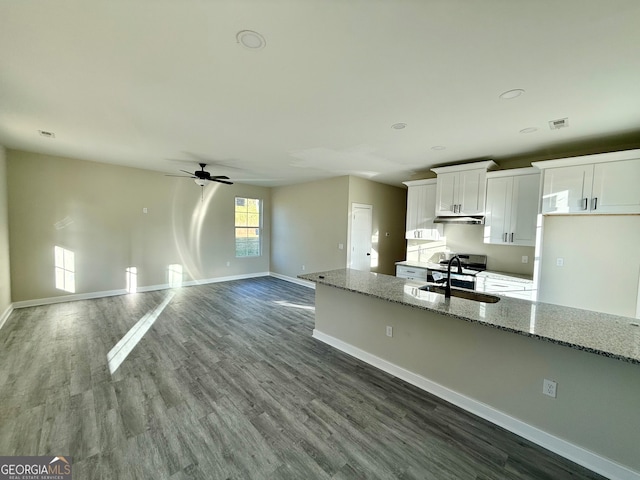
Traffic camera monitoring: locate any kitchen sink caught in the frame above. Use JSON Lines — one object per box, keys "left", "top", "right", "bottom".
{"left": 419, "top": 284, "right": 500, "bottom": 303}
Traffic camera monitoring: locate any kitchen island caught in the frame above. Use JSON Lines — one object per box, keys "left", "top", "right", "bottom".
{"left": 299, "top": 268, "right": 640, "bottom": 480}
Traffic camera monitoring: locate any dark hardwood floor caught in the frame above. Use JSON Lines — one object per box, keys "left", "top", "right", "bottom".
{"left": 0, "top": 277, "right": 605, "bottom": 479}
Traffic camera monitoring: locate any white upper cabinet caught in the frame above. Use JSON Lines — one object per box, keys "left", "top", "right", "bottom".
{"left": 431, "top": 160, "right": 497, "bottom": 216}
{"left": 539, "top": 164, "right": 593, "bottom": 214}
{"left": 403, "top": 179, "right": 443, "bottom": 240}
{"left": 484, "top": 169, "right": 540, "bottom": 246}
{"left": 533, "top": 150, "right": 640, "bottom": 215}
{"left": 591, "top": 160, "right": 640, "bottom": 213}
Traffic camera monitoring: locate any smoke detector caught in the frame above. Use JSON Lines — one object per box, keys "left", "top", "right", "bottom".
{"left": 549, "top": 118, "right": 569, "bottom": 130}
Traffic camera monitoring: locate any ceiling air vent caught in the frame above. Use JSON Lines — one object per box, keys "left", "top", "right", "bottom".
{"left": 549, "top": 118, "right": 568, "bottom": 130}
{"left": 38, "top": 130, "right": 56, "bottom": 138}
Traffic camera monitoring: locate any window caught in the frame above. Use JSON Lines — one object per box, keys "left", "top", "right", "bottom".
{"left": 54, "top": 246, "right": 75, "bottom": 293}
{"left": 235, "top": 197, "right": 261, "bottom": 257}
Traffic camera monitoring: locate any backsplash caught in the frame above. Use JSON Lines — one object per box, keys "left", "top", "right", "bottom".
{"left": 406, "top": 224, "right": 535, "bottom": 276}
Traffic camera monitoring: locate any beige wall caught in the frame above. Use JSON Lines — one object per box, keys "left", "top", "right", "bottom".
{"left": 348, "top": 176, "right": 406, "bottom": 275}
{"left": 539, "top": 215, "right": 640, "bottom": 317}
{"left": 270, "top": 176, "right": 349, "bottom": 279}
{"left": 443, "top": 223, "right": 535, "bottom": 275}
{"left": 7, "top": 150, "right": 270, "bottom": 302}
{"left": 315, "top": 284, "right": 640, "bottom": 474}
{"left": 0, "top": 146, "right": 11, "bottom": 316}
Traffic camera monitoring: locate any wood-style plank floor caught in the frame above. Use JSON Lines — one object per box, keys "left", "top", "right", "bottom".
{"left": 0, "top": 277, "right": 605, "bottom": 479}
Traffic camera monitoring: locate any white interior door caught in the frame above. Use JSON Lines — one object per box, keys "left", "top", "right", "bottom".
{"left": 350, "top": 203, "right": 373, "bottom": 271}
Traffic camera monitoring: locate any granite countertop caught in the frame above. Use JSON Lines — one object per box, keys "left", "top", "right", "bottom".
{"left": 299, "top": 268, "right": 640, "bottom": 365}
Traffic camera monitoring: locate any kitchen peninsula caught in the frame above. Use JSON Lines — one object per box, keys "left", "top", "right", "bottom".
{"left": 300, "top": 268, "right": 640, "bottom": 480}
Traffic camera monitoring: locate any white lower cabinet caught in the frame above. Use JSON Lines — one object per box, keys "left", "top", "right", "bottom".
{"left": 475, "top": 273, "right": 535, "bottom": 300}
{"left": 396, "top": 265, "right": 428, "bottom": 281}
{"left": 484, "top": 169, "right": 540, "bottom": 246}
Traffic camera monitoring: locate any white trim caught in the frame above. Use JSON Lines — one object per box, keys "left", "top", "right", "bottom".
{"left": 12, "top": 272, "right": 271, "bottom": 309}
{"left": 269, "top": 272, "right": 315, "bottom": 289}
{"left": 532, "top": 148, "right": 640, "bottom": 170}
{"left": 486, "top": 167, "right": 539, "bottom": 178}
{"left": 312, "top": 329, "right": 640, "bottom": 480}
{"left": 402, "top": 178, "right": 437, "bottom": 188}
{"left": 431, "top": 159, "right": 497, "bottom": 175}
{"left": 13, "top": 289, "right": 127, "bottom": 308}
{"left": 0, "top": 303, "right": 14, "bottom": 330}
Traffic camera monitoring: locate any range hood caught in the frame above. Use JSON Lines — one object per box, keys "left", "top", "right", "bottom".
{"left": 433, "top": 215, "right": 485, "bottom": 225}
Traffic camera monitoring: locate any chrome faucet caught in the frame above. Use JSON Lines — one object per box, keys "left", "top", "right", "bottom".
{"left": 445, "top": 255, "right": 463, "bottom": 298}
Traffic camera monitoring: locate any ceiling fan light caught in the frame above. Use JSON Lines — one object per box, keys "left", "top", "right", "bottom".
{"left": 194, "top": 178, "right": 207, "bottom": 187}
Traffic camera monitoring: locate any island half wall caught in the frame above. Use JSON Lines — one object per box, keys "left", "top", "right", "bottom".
{"left": 312, "top": 283, "right": 640, "bottom": 480}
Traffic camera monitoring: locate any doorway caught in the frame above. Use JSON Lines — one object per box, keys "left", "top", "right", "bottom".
{"left": 349, "top": 203, "right": 373, "bottom": 272}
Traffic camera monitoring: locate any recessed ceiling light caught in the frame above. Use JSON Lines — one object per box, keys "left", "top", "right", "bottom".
{"left": 499, "top": 89, "right": 525, "bottom": 100}
{"left": 431, "top": 145, "right": 446, "bottom": 150}
{"left": 519, "top": 127, "right": 538, "bottom": 134}
{"left": 38, "top": 130, "right": 55, "bottom": 138}
{"left": 236, "top": 30, "right": 266, "bottom": 49}
{"left": 391, "top": 123, "right": 407, "bottom": 130}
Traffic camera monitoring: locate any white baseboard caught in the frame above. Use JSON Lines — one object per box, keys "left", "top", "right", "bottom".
{"left": 0, "top": 303, "right": 14, "bottom": 330}
{"left": 269, "top": 272, "right": 315, "bottom": 289}
{"left": 12, "top": 272, "right": 272, "bottom": 309}
{"left": 13, "top": 289, "right": 128, "bottom": 308}
{"left": 312, "top": 329, "right": 639, "bottom": 480}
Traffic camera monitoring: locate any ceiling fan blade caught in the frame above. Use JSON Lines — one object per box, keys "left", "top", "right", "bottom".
{"left": 211, "top": 178, "right": 234, "bottom": 185}
{"left": 179, "top": 169, "right": 196, "bottom": 175}
{"left": 165, "top": 174, "right": 196, "bottom": 178}
{"left": 209, "top": 175, "right": 230, "bottom": 180}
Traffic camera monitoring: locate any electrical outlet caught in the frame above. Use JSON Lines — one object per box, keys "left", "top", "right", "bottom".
{"left": 301, "top": 265, "right": 305, "bottom": 271}
{"left": 386, "top": 326, "right": 393, "bottom": 337}
{"left": 338, "top": 243, "right": 344, "bottom": 250}
{"left": 521, "top": 255, "right": 529, "bottom": 263}
{"left": 543, "top": 379, "right": 557, "bottom": 398}
{"left": 226, "top": 261, "right": 230, "bottom": 267}
{"left": 142, "top": 207, "right": 148, "bottom": 214}
{"left": 556, "top": 257, "right": 564, "bottom": 267}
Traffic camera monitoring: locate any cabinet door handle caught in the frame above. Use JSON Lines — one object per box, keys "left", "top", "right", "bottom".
{"left": 453, "top": 204, "right": 457, "bottom": 213}
{"left": 510, "top": 232, "right": 514, "bottom": 243}
{"left": 503, "top": 233, "right": 507, "bottom": 242}
{"left": 592, "top": 197, "right": 598, "bottom": 210}
{"left": 582, "top": 197, "right": 588, "bottom": 210}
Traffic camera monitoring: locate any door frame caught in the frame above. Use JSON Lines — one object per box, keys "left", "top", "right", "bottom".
{"left": 347, "top": 203, "right": 373, "bottom": 271}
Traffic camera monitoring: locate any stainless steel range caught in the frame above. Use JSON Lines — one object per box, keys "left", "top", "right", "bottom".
{"left": 426, "top": 253, "right": 487, "bottom": 290}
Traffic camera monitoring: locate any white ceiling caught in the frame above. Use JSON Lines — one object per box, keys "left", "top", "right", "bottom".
{"left": 1, "top": 0, "right": 640, "bottom": 187}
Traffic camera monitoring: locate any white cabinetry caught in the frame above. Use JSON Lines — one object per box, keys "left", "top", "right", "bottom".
{"left": 533, "top": 150, "right": 640, "bottom": 215}
{"left": 396, "top": 265, "right": 428, "bottom": 281}
{"left": 475, "top": 272, "right": 535, "bottom": 300}
{"left": 403, "top": 179, "right": 443, "bottom": 240}
{"left": 484, "top": 168, "right": 540, "bottom": 246}
{"left": 431, "top": 160, "right": 497, "bottom": 216}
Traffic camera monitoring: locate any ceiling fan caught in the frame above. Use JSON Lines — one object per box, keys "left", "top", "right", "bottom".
{"left": 166, "top": 163, "right": 233, "bottom": 186}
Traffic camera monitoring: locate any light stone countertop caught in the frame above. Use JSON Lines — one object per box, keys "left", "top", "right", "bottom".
{"left": 299, "top": 268, "right": 640, "bottom": 365}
